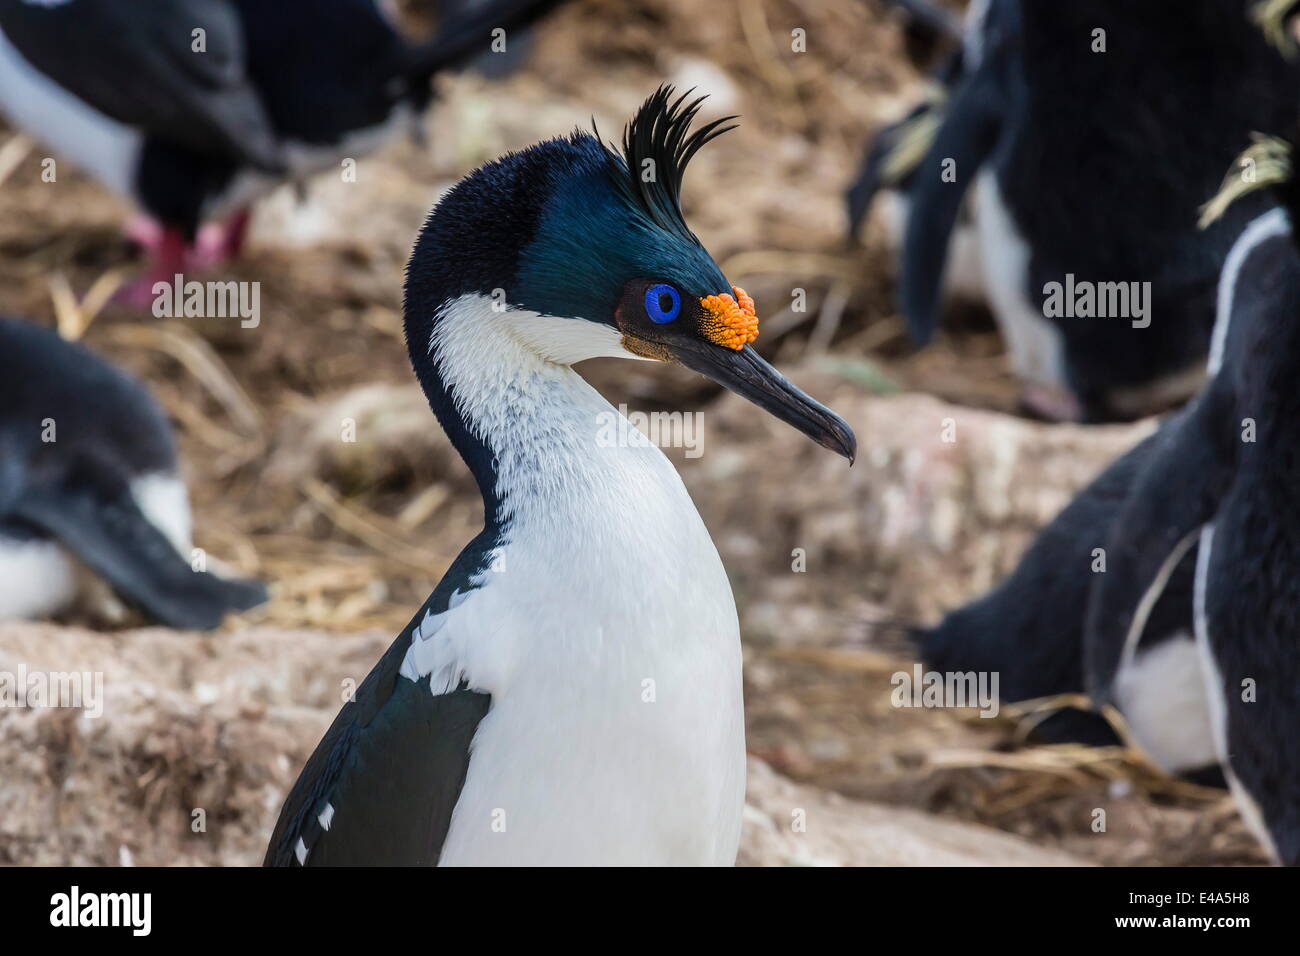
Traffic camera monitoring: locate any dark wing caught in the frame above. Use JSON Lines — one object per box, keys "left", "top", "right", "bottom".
{"left": 1083, "top": 383, "right": 1237, "bottom": 705}
{"left": 9, "top": 472, "right": 267, "bottom": 630}
{"left": 845, "top": 109, "right": 920, "bottom": 242}
{"left": 265, "top": 606, "right": 490, "bottom": 866}
{"left": 266, "top": 536, "right": 503, "bottom": 867}
{"left": 846, "top": 50, "right": 964, "bottom": 240}
{"left": 0, "top": 0, "right": 283, "bottom": 170}
{"left": 434, "top": 0, "right": 538, "bottom": 79}
{"left": 897, "top": 50, "right": 1006, "bottom": 344}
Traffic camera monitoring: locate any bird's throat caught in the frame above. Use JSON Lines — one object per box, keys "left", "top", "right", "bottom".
{"left": 422, "top": 294, "right": 679, "bottom": 534}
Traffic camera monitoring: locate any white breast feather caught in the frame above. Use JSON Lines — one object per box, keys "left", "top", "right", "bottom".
{"left": 405, "top": 295, "right": 746, "bottom": 866}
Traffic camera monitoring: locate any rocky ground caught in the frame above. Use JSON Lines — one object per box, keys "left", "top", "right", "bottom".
{"left": 0, "top": 0, "right": 1264, "bottom": 865}
{"left": 0, "top": 619, "right": 1087, "bottom": 866}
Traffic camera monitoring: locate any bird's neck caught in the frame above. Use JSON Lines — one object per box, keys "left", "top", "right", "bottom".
{"left": 417, "top": 294, "right": 682, "bottom": 538}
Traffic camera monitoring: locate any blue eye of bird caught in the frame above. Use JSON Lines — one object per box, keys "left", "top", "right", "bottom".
{"left": 644, "top": 284, "right": 682, "bottom": 324}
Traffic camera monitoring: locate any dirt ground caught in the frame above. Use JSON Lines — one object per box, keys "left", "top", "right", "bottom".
{"left": 0, "top": 0, "right": 1264, "bottom": 865}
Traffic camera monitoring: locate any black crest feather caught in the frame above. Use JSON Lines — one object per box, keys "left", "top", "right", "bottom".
{"left": 598, "top": 85, "right": 738, "bottom": 246}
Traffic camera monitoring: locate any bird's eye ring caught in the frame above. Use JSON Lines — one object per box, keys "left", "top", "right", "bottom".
{"left": 644, "top": 283, "right": 682, "bottom": 324}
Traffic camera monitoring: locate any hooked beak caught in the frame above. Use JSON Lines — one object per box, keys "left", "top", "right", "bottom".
{"left": 671, "top": 340, "right": 857, "bottom": 462}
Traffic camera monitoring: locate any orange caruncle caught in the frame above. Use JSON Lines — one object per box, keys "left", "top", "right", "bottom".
{"left": 698, "top": 285, "right": 759, "bottom": 350}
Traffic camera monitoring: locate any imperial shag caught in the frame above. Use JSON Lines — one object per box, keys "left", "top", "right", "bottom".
{"left": 265, "top": 87, "right": 856, "bottom": 866}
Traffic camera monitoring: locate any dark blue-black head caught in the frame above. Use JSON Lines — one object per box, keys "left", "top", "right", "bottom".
{"left": 404, "top": 85, "right": 855, "bottom": 461}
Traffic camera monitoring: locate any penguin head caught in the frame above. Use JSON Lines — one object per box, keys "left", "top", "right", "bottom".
{"left": 405, "top": 85, "right": 855, "bottom": 461}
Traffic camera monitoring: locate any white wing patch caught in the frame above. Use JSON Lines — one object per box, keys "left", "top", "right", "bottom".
{"left": 1114, "top": 632, "right": 1216, "bottom": 774}
{"left": 398, "top": 558, "right": 503, "bottom": 695}
{"left": 398, "top": 604, "right": 455, "bottom": 683}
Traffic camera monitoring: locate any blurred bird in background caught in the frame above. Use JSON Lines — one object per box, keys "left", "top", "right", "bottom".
{"left": 917, "top": 419, "right": 1214, "bottom": 781}
{"left": 0, "top": 316, "right": 267, "bottom": 629}
{"left": 854, "top": 0, "right": 1300, "bottom": 422}
{"left": 846, "top": 47, "right": 986, "bottom": 310}
{"left": 918, "top": 84, "right": 1300, "bottom": 866}
{"left": 0, "top": 0, "right": 564, "bottom": 301}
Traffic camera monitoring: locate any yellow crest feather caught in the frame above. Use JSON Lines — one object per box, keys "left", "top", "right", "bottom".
{"left": 1198, "top": 134, "right": 1292, "bottom": 229}
{"left": 1252, "top": 0, "right": 1300, "bottom": 56}
{"left": 880, "top": 82, "right": 948, "bottom": 186}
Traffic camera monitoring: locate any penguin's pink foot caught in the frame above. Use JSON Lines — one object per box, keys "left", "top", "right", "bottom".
{"left": 122, "top": 215, "right": 164, "bottom": 254}
{"left": 111, "top": 227, "right": 190, "bottom": 309}
{"left": 192, "top": 208, "right": 253, "bottom": 268}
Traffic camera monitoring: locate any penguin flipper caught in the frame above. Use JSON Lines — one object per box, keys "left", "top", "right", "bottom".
{"left": 845, "top": 119, "right": 907, "bottom": 241}
{"left": 9, "top": 483, "right": 266, "bottom": 630}
{"left": 265, "top": 614, "right": 490, "bottom": 867}
{"left": 898, "top": 62, "right": 1002, "bottom": 344}
{"left": 1084, "top": 388, "right": 1236, "bottom": 704}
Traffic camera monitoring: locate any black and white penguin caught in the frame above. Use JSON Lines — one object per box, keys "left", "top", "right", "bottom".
{"left": 0, "top": 317, "right": 266, "bottom": 629}
{"left": 264, "top": 88, "right": 856, "bottom": 866}
{"left": 1086, "top": 135, "right": 1300, "bottom": 864}
{"left": 916, "top": 420, "right": 1219, "bottom": 782}
{"left": 0, "top": 0, "right": 562, "bottom": 291}
{"left": 900, "top": 0, "right": 1300, "bottom": 422}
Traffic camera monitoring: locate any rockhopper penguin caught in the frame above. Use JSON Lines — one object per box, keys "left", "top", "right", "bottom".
{"left": 923, "top": 126, "right": 1300, "bottom": 862}
{"left": 900, "top": 0, "right": 1300, "bottom": 421}
{"left": 0, "top": 316, "right": 266, "bottom": 629}
{"left": 917, "top": 419, "right": 1216, "bottom": 783}
{"left": 1085, "top": 132, "right": 1300, "bottom": 865}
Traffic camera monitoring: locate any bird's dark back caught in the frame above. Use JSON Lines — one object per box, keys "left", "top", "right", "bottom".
{"left": 0, "top": 318, "right": 176, "bottom": 485}
{"left": 235, "top": 0, "right": 418, "bottom": 144}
